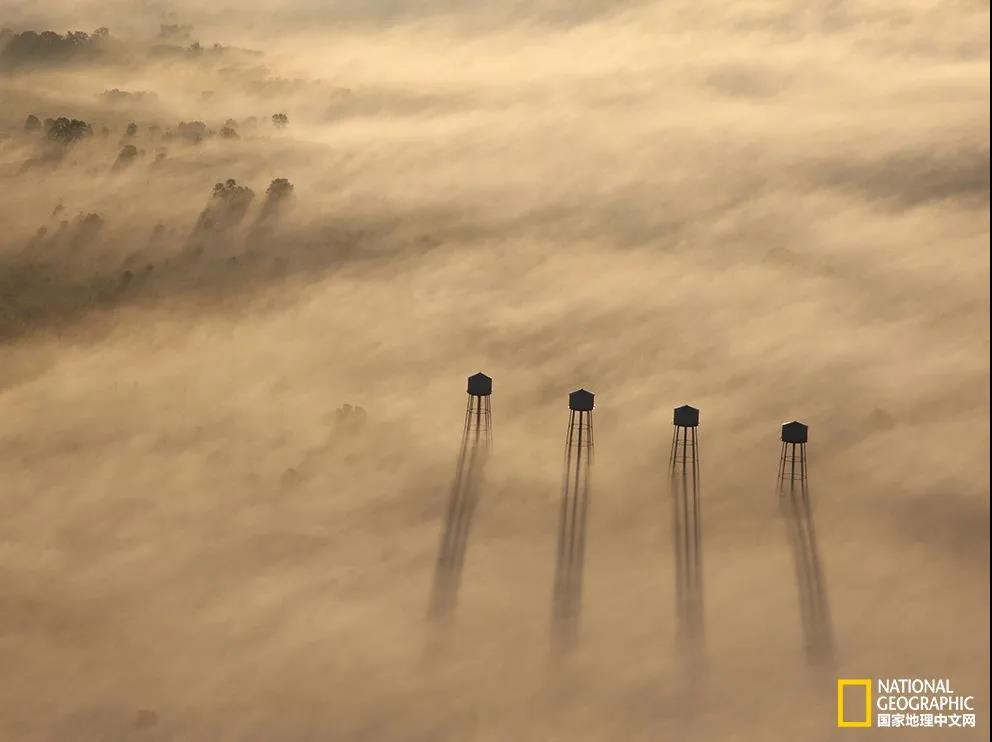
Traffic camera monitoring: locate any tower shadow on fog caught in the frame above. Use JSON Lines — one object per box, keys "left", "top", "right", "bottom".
{"left": 551, "top": 389, "right": 594, "bottom": 658}
{"left": 777, "top": 421, "right": 835, "bottom": 665}
{"left": 670, "top": 405, "right": 705, "bottom": 654}
{"left": 427, "top": 372, "right": 492, "bottom": 624}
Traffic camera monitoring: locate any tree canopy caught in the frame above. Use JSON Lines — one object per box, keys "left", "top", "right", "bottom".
{"left": 0, "top": 29, "right": 105, "bottom": 68}
{"left": 45, "top": 117, "right": 92, "bottom": 145}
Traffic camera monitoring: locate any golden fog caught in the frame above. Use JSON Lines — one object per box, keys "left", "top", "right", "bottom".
{"left": 0, "top": 1, "right": 988, "bottom": 740}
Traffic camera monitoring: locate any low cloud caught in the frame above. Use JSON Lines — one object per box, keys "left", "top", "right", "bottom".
{"left": 0, "top": 2, "right": 988, "bottom": 740}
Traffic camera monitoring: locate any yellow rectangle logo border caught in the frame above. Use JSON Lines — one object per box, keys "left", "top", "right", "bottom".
{"left": 837, "top": 678, "right": 873, "bottom": 728}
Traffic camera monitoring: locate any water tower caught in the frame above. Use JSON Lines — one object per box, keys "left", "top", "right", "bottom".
{"left": 669, "top": 404, "right": 704, "bottom": 651}
{"left": 670, "top": 404, "right": 700, "bottom": 474}
{"left": 464, "top": 372, "right": 493, "bottom": 447}
{"left": 565, "top": 389, "right": 594, "bottom": 452}
{"left": 553, "top": 389, "right": 595, "bottom": 656}
{"left": 775, "top": 420, "right": 833, "bottom": 663}
{"left": 428, "top": 372, "right": 493, "bottom": 623}
{"left": 778, "top": 421, "right": 808, "bottom": 484}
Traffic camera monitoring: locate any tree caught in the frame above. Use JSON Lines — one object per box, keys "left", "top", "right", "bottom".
{"left": 159, "top": 24, "right": 193, "bottom": 40}
{"left": 24, "top": 114, "right": 41, "bottom": 131}
{"left": 334, "top": 404, "right": 368, "bottom": 432}
{"left": 267, "top": 178, "right": 294, "bottom": 198}
{"left": 103, "top": 88, "right": 157, "bottom": 104}
{"left": 45, "top": 116, "right": 92, "bottom": 144}
{"left": 175, "top": 120, "right": 207, "bottom": 143}
{"left": 113, "top": 144, "right": 139, "bottom": 171}
{"left": 258, "top": 178, "right": 294, "bottom": 221}
{"left": 0, "top": 29, "right": 101, "bottom": 69}
{"left": 193, "top": 178, "right": 255, "bottom": 233}
{"left": 125, "top": 122, "right": 137, "bottom": 137}
{"left": 69, "top": 212, "right": 105, "bottom": 249}
{"left": 212, "top": 178, "right": 254, "bottom": 204}
{"left": 271, "top": 112, "right": 288, "bottom": 128}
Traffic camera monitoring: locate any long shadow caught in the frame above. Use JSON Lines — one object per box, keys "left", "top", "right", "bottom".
{"left": 427, "top": 395, "right": 490, "bottom": 625}
{"left": 551, "top": 409, "right": 593, "bottom": 659}
{"left": 779, "top": 479, "right": 835, "bottom": 665}
{"left": 671, "top": 460, "right": 704, "bottom": 655}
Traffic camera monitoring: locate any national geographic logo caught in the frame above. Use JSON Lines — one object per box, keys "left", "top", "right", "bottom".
{"left": 837, "top": 679, "right": 873, "bottom": 728}
{"left": 837, "top": 678, "right": 978, "bottom": 729}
